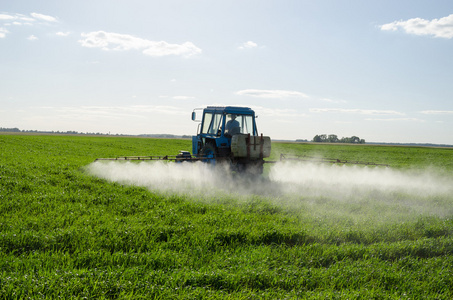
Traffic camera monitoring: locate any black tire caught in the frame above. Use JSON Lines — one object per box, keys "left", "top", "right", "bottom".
{"left": 200, "top": 144, "right": 216, "bottom": 163}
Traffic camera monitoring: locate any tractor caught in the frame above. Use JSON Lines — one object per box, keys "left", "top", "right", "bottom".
{"left": 190, "top": 106, "right": 271, "bottom": 174}
{"left": 96, "top": 106, "right": 271, "bottom": 175}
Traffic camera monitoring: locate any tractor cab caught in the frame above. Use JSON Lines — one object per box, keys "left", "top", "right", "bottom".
{"left": 191, "top": 106, "right": 258, "bottom": 158}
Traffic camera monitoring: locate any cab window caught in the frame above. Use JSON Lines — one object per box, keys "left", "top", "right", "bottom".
{"left": 225, "top": 114, "right": 255, "bottom": 135}
{"left": 201, "top": 112, "right": 223, "bottom": 135}
{"left": 241, "top": 115, "right": 254, "bottom": 135}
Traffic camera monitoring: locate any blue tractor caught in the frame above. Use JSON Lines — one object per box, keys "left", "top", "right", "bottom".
{"left": 190, "top": 106, "right": 271, "bottom": 174}
{"left": 96, "top": 106, "right": 272, "bottom": 175}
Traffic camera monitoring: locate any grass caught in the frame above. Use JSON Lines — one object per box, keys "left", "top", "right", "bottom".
{"left": 1, "top": 134, "right": 453, "bottom": 299}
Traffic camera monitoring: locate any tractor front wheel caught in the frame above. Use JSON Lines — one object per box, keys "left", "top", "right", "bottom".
{"left": 200, "top": 144, "right": 216, "bottom": 163}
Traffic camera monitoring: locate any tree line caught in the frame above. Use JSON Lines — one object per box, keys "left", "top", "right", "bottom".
{"left": 0, "top": 127, "right": 191, "bottom": 139}
{"left": 0, "top": 127, "right": 103, "bottom": 135}
{"left": 313, "top": 134, "right": 365, "bottom": 144}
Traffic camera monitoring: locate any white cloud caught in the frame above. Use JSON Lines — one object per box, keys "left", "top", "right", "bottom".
{"left": 30, "top": 12, "right": 58, "bottom": 23}
{"left": 0, "top": 27, "right": 8, "bottom": 38}
{"left": 27, "top": 35, "right": 38, "bottom": 41}
{"left": 380, "top": 14, "right": 453, "bottom": 39}
{"left": 20, "top": 105, "right": 187, "bottom": 129}
{"left": 173, "top": 96, "right": 195, "bottom": 100}
{"left": 320, "top": 97, "right": 347, "bottom": 104}
{"left": 310, "top": 108, "right": 405, "bottom": 115}
{"left": 52, "top": 105, "right": 187, "bottom": 118}
{"left": 236, "top": 89, "right": 309, "bottom": 98}
{"left": 420, "top": 110, "right": 453, "bottom": 115}
{"left": 0, "top": 12, "right": 57, "bottom": 28}
{"left": 0, "top": 13, "right": 15, "bottom": 21}
{"left": 79, "top": 31, "right": 202, "bottom": 57}
{"left": 365, "top": 118, "right": 425, "bottom": 122}
{"left": 254, "top": 106, "right": 307, "bottom": 118}
{"left": 238, "top": 41, "right": 258, "bottom": 50}
{"left": 19, "top": 16, "right": 35, "bottom": 23}
{"left": 56, "top": 31, "right": 70, "bottom": 37}
{"left": 142, "top": 41, "right": 201, "bottom": 57}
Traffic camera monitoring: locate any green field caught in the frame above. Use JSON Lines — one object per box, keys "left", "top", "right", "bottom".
{"left": 1, "top": 134, "right": 453, "bottom": 299}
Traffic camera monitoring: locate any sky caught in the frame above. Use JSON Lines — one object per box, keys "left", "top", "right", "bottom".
{"left": 1, "top": 0, "right": 453, "bottom": 144}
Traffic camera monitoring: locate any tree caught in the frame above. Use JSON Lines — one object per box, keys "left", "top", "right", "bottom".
{"left": 313, "top": 135, "right": 322, "bottom": 142}
{"left": 313, "top": 134, "right": 366, "bottom": 144}
{"left": 328, "top": 134, "right": 339, "bottom": 143}
{"left": 351, "top": 136, "right": 360, "bottom": 143}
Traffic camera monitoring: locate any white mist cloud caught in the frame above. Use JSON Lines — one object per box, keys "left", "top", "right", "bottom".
{"left": 88, "top": 161, "right": 453, "bottom": 198}
{"left": 27, "top": 35, "right": 38, "bottom": 41}
{"left": 87, "top": 160, "right": 453, "bottom": 218}
{"left": 79, "top": 31, "right": 202, "bottom": 57}
{"left": 87, "top": 161, "right": 234, "bottom": 195}
{"left": 269, "top": 161, "right": 453, "bottom": 200}
{"left": 380, "top": 14, "right": 453, "bottom": 39}
{"left": 236, "top": 89, "right": 309, "bottom": 98}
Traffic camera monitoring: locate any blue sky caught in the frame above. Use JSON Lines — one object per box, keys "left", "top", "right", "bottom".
{"left": 1, "top": 1, "right": 452, "bottom": 144}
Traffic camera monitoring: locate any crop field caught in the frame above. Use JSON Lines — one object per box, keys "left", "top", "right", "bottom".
{"left": 1, "top": 134, "right": 453, "bottom": 299}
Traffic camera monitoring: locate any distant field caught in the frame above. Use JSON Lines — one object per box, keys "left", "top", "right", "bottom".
{"left": 1, "top": 134, "right": 453, "bottom": 299}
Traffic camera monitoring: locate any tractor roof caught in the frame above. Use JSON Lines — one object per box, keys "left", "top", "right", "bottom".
{"left": 205, "top": 106, "right": 254, "bottom": 114}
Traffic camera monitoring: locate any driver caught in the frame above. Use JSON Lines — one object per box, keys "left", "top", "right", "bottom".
{"left": 225, "top": 114, "right": 240, "bottom": 135}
